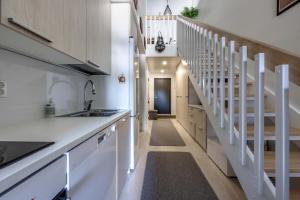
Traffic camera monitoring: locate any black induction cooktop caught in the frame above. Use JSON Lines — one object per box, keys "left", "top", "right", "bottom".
{"left": 0, "top": 141, "right": 54, "bottom": 169}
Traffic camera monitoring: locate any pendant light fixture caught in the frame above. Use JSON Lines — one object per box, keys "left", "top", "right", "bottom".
{"left": 164, "top": 0, "right": 172, "bottom": 15}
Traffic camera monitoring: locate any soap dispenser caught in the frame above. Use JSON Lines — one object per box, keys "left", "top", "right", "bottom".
{"left": 45, "top": 98, "right": 56, "bottom": 118}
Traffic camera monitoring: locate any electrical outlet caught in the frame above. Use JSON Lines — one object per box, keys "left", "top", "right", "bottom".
{"left": 0, "top": 81, "right": 7, "bottom": 97}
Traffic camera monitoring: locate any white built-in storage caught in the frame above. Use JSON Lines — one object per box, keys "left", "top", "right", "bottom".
{"left": 176, "top": 63, "right": 207, "bottom": 150}
{"left": 0, "top": 156, "right": 67, "bottom": 200}
{"left": 0, "top": 0, "right": 111, "bottom": 74}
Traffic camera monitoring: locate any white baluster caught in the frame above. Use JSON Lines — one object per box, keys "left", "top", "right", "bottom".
{"left": 239, "top": 46, "right": 248, "bottom": 166}
{"left": 275, "top": 64, "right": 289, "bottom": 200}
{"left": 188, "top": 23, "right": 191, "bottom": 68}
{"left": 254, "top": 53, "right": 265, "bottom": 195}
{"left": 198, "top": 27, "right": 203, "bottom": 86}
{"left": 203, "top": 29, "right": 207, "bottom": 95}
{"left": 228, "top": 41, "right": 235, "bottom": 144}
{"left": 190, "top": 23, "right": 193, "bottom": 70}
{"left": 196, "top": 26, "right": 200, "bottom": 81}
{"left": 213, "top": 33, "right": 218, "bottom": 115}
{"left": 184, "top": 22, "right": 189, "bottom": 59}
{"left": 207, "top": 31, "right": 212, "bottom": 104}
{"left": 190, "top": 24, "right": 194, "bottom": 72}
{"left": 220, "top": 37, "right": 226, "bottom": 128}
{"left": 193, "top": 24, "right": 197, "bottom": 75}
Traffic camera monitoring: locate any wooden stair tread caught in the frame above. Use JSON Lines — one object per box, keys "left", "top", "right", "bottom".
{"left": 222, "top": 94, "right": 266, "bottom": 101}
{"left": 228, "top": 107, "right": 274, "bottom": 115}
{"left": 264, "top": 151, "right": 300, "bottom": 173}
{"left": 211, "top": 81, "right": 254, "bottom": 88}
{"left": 246, "top": 125, "right": 300, "bottom": 137}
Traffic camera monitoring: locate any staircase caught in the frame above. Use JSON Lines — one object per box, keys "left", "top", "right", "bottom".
{"left": 177, "top": 16, "right": 300, "bottom": 199}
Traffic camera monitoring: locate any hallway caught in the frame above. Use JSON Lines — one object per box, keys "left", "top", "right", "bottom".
{"left": 119, "top": 119, "right": 246, "bottom": 200}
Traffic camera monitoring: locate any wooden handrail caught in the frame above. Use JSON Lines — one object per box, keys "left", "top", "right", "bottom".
{"left": 178, "top": 15, "right": 300, "bottom": 86}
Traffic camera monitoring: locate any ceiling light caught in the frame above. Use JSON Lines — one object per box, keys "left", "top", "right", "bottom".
{"left": 162, "top": 61, "right": 167, "bottom": 65}
{"left": 161, "top": 69, "right": 165, "bottom": 73}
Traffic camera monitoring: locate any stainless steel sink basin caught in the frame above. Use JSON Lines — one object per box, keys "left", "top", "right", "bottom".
{"left": 59, "top": 109, "right": 120, "bottom": 117}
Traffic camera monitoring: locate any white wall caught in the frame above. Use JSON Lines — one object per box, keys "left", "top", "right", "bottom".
{"left": 91, "top": 3, "right": 131, "bottom": 110}
{"left": 148, "top": 72, "right": 176, "bottom": 115}
{"left": 0, "top": 50, "right": 88, "bottom": 128}
{"left": 197, "top": 0, "right": 300, "bottom": 56}
{"left": 147, "top": 0, "right": 194, "bottom": 15}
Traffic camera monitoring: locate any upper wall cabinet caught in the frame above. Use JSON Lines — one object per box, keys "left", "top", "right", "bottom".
{"left": 63, "top": 0, "right": 87, "bottom": 62}
{"left": 87, "top": 0, "right": 111, "bottom": 74}
{"left": 0, "top": 0, "right": 111, "bottom": 75}
{"left": 1, "top": 0, "right": 65, "bottom": 52}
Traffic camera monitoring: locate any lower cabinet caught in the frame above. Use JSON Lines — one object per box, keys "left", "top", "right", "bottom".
{"left": 68, "top": 125, "right": 117, "bottom": 200}
{"left": 207, "top": 136, "right": 235, "bottom": 177}
{"left": 1, "top": 156, "right": 67, "bottom": 200}
{"left": 195, "top": 109, "right": 207, "bottom": 150}
{"left": 182, "top": 105, "right": 207, "bottom": 150}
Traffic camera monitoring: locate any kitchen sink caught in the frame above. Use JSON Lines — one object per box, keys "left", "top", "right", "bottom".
{"left": 59, "top": 109, "right": 120, "bottom": 117}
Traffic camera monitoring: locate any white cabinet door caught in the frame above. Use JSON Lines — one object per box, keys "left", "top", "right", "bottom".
{"left": 1, "top": 0, "right": 64, "bottom": 51}
{"left": 63, "top": 0, "right": 87, "bottom": 62}
{"left": 117, "top": 116, "right": 130, "bottom": 198}
{"left": 0, "top": 156, "right": 67, "bottom": 200}
{"left": 87, "top": 0, "right": 111, "bottom": 74}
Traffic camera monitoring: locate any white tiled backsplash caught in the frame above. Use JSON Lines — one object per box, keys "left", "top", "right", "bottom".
{"left": 0, "top": 50, "right": 88, "bottom": 128}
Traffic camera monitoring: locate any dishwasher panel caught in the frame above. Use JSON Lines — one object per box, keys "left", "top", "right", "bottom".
{"left": 69, "top": 125, "right": 117, "bottom": 200}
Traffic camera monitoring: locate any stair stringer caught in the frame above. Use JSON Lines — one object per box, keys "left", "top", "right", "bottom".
{"left": 188, "top": 72, "right": 276, "bottom": 200}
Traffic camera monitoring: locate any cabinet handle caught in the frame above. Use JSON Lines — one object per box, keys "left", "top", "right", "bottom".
{"left": 87, "top": 60, "right": 100, "bottom": 68}
{"left": 98, "top": 134, "right": 106, "bottom": 144}
{"left": 8, "top": 17, "right": 52, "bottom": 43}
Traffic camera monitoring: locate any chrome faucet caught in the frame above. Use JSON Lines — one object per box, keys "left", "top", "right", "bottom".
{"left": 84, "top": 80, "right": 96, "bottom": 111}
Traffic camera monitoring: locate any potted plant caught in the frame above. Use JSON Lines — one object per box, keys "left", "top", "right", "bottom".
{"left": 181, "top": 7, "right": 199, "bottom": 19}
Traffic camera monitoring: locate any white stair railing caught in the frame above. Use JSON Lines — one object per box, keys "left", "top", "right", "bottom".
{"left": 177, "top": 16, "right": 291, "bottom": 200}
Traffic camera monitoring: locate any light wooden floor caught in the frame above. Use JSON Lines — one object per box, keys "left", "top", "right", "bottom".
{"left": 119, "top": 119, "right": 247, "bottom": 200}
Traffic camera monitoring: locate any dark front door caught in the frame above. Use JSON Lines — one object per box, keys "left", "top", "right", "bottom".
{"left": 154, "top": 78, "right": 171, "bottom": 114}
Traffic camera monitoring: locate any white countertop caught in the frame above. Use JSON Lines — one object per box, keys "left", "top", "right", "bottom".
{"left": 0, "top": 110, "right": 130, "bottom": 194}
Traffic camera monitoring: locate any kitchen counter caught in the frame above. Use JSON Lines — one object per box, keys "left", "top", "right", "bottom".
{"left": 0, "top": 110, "right": 130, "bottom": 194}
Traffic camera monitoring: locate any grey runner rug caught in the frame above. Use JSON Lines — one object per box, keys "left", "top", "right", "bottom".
{"left": 141, "top": 152, "right": 219, "bottom": 200}
{"left": 150, "top": 119, "right": 185, "bottom": 146}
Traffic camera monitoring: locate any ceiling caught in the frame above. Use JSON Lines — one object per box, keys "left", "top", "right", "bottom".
{"left": 147, "top": 57, "right": 181, "bottom": 74}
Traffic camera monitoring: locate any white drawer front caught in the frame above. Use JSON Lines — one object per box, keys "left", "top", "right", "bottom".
{"left": 0, "top": 156, "right": 67, "bottom": 200}
{"left": 68, "top": 133, "right": 99, "bottom": 172}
